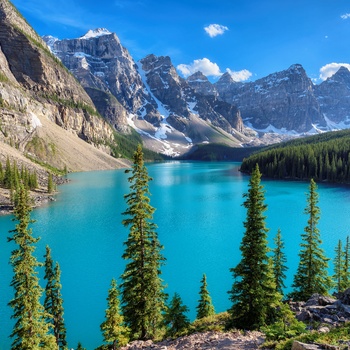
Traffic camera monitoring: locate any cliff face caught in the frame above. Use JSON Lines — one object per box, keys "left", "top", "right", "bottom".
{"left": 0, "top": 0, "right": 121, "bottom": 171}
{"left": 213, "top": 64, "right": 325, "bottom": 133}
{"left": 45, "top": 32, "right": 249, "bottom": 155}
{"left": 315, "top": 66, "right": 350, "bottom": 125}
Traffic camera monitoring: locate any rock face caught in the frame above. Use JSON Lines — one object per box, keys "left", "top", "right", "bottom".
{"left": 44, "top": 33, "right": 249, "bottom": 155}
{"left": 289, "top": 292, "right": 350, "bottom": 327}
{"left": 189, "top": 64, "right": 350, "bottom": 135}
{"left": 315, "top": 66, "right": 350, "bottom": 125}
{"left": 213, "top": 64, "right": 325, "bottom": 133}
{"left": 0, "top": 0, "right": 122, "bottom": 171}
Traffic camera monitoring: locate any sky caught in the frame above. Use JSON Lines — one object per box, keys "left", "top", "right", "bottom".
{"left": 9, "top": 0, "right": 350, "bottom": 83}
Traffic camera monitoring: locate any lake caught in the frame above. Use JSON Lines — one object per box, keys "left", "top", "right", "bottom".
{"left": 1, "top": 161, "right": 350, "bottom": 349}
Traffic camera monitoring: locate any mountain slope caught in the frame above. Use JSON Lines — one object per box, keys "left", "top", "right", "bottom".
{"left": 43, "top": 30, "right": 251, "bottom": 156}
{"left": 0, "top": 0, "right": 126, "bottom": 171}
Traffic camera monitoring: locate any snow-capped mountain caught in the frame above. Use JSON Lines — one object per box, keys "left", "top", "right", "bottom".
{"left": 43, "top": 29, "right": 249, "bottom": 156}
{"left": 44, "top": 28, "right": 350, "bottom": 155}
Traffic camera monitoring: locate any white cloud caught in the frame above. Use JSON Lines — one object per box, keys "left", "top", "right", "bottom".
{"left": 341, "top": 13, "right": 350, "bottom": 19}
{"left": 204, "top": 24, "right": 229, "bottom": 38}
{"left": 177, "top": 58, "right": 222, "bottom": 77}
{"left": 319, "top": 63, "right": 350, "bottom": 80}
{"left": 226, "top": 68, "right": 252, "bottom": 82}
{"left": 177, "top": 58, "right": 252, "bottom": 82}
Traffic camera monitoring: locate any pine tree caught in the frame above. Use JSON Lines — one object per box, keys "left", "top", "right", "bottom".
{"left": 47, "top": 172, "right": 54, "bottom": 193}
{"left": 8, "top": 184, "right": 57, "bottom": 349}
{"left": 43, "top": 246, "right": 67, "bottom": 349}
{"left": 228, "top": 164, "right": 281, "bottom": 330}
{"left": 164, "top": 293, "right": 190, "bottom": 337}
{"left": 290, "top": 179, "right": 332, "bottom": 301}
{"left": 333, "top": 240, "right": 345, "bottom": 293}
{"left": 272, "top": 229, "right": 288, "bottom": 295}
{"left": 100, "top": 279, "right": 129, "bottom": 350}
{"left": 196, "top": 274, "right": 215, "bottom": 319}
{"left": 344, "top": 236, "right": 350, "bottom": 289}
{"left": 120, "top": 144, "right": 166, "bottom": 340}
{"left": 76, "top": 342, "right": 86, "bottom": 350}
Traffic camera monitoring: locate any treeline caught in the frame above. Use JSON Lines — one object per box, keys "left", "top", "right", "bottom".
{"left": 240, "top": 129, "right": 350, "bottom": 183}
{"left": 0, "top": 157, "right": 38, "bottom": 191}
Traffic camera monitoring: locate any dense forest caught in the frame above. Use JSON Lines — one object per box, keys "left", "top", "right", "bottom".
{"left": 240, "top": 129, "right": 350, "bottom": 183}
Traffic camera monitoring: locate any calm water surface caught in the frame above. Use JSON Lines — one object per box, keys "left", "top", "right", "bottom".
{"left": 1, "top": 161, "right": 350, "bottom": 349}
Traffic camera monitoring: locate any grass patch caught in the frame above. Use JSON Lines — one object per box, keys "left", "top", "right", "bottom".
{"left": 0, "top": 71, "right": 9, "bottom": 83}
{"left": 24, "top": 154, "right": 66, "bottom": 176}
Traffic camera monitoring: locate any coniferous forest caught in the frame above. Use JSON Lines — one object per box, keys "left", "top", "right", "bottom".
{"left": 241, "top": 129, "right": 350, "bottom": 183}
{"left": 4, "top": 144, "right": 350, "bottom": 349}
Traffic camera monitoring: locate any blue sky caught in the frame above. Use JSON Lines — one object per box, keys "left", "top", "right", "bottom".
{"left": 10, "top": 0, "right": 350, "bottom": 83}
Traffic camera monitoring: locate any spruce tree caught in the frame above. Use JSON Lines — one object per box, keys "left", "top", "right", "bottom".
{"left": 290, "top": 179, "right": 332, "bottom": 301}
{"left": 343, "top": 236, "right": 350, "bottom": 289}
{"left": 8, "top": 184, "right": 57, "bottom": 349}
{"left": 120, "top": 144, "right": 166, "bottom": 340}
{"left": 272, "top": 229, "right": 288, "bottom": 295}
{"left": 333, "top": 240, "right": 344, "bottom": 293}
{"left": 100, "top": 279, "right": 129, "bottom": 350}
{"left": 196, "top": 274, "right": 215, "bottom": 319}
{"left": 164, "top": 293, "right": 190, "bottom": 337}
{"left": 228, "top": 164, "right": 281, "bottom": 330}
{"left": 43, "top": 246, "right": 67, "bottom": 349}
{"left": 47, "top": 172, "right": 54, "bottom": 193}
{"left": 76, "top": 342, "right": 86, "bottom": 350}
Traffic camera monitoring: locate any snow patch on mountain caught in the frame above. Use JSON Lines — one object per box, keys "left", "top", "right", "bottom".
{"left": 80, "top": 28, "right": 112, "bottom": 40}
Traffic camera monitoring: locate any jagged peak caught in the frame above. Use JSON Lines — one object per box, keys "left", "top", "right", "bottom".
{"left": 79, "top": 28, "right": 112, "bottom": 40}
{"left": 187, "top": 71, "right": 209, "bottom": 83}
{"left": 286, "top": 63, "right": 306, "bottom": 74}
{"left": 216, "top": 72, "right": 235, "bottom": 84}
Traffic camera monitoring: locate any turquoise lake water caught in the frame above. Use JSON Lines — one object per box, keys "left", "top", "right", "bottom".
{"left": 1, "top": 161, "right": 350, "bottom": 349}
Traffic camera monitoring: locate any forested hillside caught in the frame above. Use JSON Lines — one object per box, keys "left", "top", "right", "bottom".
{"left": 240, "top": 129, "right": 350, "bottom": 183}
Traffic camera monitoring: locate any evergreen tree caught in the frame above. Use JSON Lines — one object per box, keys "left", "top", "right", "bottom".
{"left": 164, "top": 293, "right": 190, "bottom": 337}
{"left": 76, "top": 342, "right": 86, "bottom": 350}
{"left": 344, "top": 236, "right": 350, "bottom": 289}
{"left": 8, "top": 184, "right": 57, "bottom": 349}
{"left": 4, "top": 156, "right": 12, "bottom": 188}
{"left": 47, "top": 172, "right": 54, "bottom": 193}
{"left": 290, "top": 179, "right": 332, "bottom": 301}
{"left": 196, "top": 274, "right": 215, "bottom": 319}
{"left": 120, "top": 144, "right": 166, "bottom": 340}
{"left": 272, "top": 229, "right": 288, "bottom": 295}
{"left": 43, "top": 246, "right": 67, "bottom": 349}
{"left": 333, "top": 240, "right": 344, "bottom": 293}
{"left": 228, "top": 164, "right": 281, "bottom": 330}
{"left": 100, "top": 279, "right": 129, "bottom": 350}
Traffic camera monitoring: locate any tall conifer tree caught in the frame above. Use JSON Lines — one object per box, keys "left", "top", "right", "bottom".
{"left": 8, "top": 184, "right": 56, "bottom": 349}
{"left": 120, "top": 144, "right": 166, "bottom": 340}
{"left": 196, "top": 274, "right": 215, "bottom": 319}
{"left": 43, "top": 246, "right": 67, "bottom": 349}
{"left": 333, "top": 240, "right": 345, "bottom": 293}
{"left": 290, "top": 179, "right": 332, "bottom": 301}
{"left": 164, "top": 293, "right": 190, "bottom": 337}
{"left": 272, "top": 229, "right": 288, "bottom": 295}
{"left": 100, "top": 279, "right": 129, "bottom": 350}
{"left": 228, "top": 164, "right": 280, "bottom": 330}
{"left": 343, "top": 236, "right": 350, "bottom": 289}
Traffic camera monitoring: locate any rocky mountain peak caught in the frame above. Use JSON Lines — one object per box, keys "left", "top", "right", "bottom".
{"left": 217, "top": 72, "right": 235, "bottom": 84}
{"left": 79, "top": 28, "right": 112, "bottom": 40}
{"left": 329, "top": 66, "right": 350, "bottom": 83}
{"left": 187, "top": 71, "right": 209, "bottom": 83}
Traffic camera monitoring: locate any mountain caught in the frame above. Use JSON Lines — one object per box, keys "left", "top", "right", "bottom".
{"left": 190, "top": 64, "right": 350, "bottom": 135}
{"left": 0, "top": 0, "right": 127, "bottom": 172}
{"left": 314, "top": 66, "right": 350, "bottom": 127}
{"left": 43, "top": 29, "right": 251, "bottom": 156}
